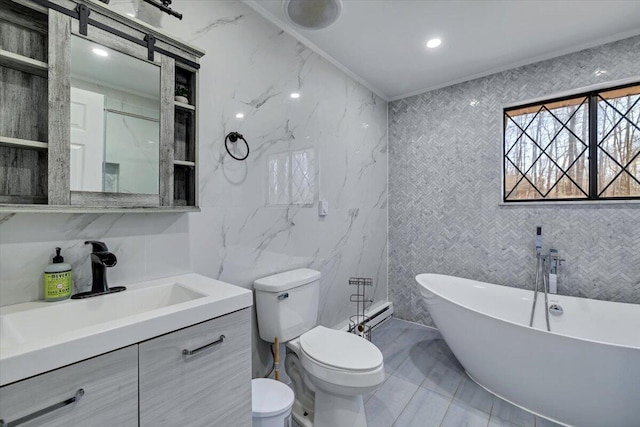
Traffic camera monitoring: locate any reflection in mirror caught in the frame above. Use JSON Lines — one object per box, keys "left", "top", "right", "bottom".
{"left": 70, "top": 35, "right": 160, "bottom": 194}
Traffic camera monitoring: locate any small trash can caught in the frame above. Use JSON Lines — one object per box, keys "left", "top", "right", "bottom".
{"left": 252, "top": 378, "right": 295, "bottom": 427}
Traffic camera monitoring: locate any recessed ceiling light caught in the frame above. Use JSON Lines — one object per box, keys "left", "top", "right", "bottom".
{"left": 235, "top": 112, "right": 245, "bottom": 119}
{"left": 426, "top": 38, "right": 442, "bottom": 49}
{"left": 92, "top": 48, "right": 108, "bottom": 57}
{"left": 290, "top": 92, "right": 301, "bottom": 99}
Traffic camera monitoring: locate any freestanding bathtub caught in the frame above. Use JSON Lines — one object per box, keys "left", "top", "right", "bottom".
{"left": 415, "top": 274, "right": 640, "bottom": 427}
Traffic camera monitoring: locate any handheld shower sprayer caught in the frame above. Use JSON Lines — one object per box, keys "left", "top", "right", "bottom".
{"left": 535, "top": 226, "right": 543, "bottom": 255}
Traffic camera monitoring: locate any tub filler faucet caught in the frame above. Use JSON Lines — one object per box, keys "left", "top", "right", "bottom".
{"left": 529, "top": 227, "right": 567, "bottom": 331}
{"left": 548, "top": 248, "right": 565, "bottom": 295}
{"left": 71, "top": 241, "right": 126, "bottom": 299}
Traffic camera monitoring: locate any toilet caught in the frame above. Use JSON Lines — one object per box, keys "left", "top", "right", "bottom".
{"left": 254, "top": 268, "right": 384, "bottom": 427}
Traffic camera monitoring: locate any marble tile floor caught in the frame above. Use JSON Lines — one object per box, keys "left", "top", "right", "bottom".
{"left": 362, "top": 318, "right": 563, "bottom": 427}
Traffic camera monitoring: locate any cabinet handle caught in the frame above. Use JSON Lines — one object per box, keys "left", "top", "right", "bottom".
{"left": 182, "top": 334, "right": 225, "bottom": 359}
{"left": 0, "top": 388, "right": 84, "bottom": 427}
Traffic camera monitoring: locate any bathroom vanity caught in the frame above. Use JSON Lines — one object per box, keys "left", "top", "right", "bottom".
{"left": 0, "top": 0, "right": 203, "bottom": 212}
{"left": 0, "top": 274, "right": 253, "bottom": 426}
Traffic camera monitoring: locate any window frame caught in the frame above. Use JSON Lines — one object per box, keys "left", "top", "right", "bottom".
{"left": 502, "top": 80, "right": 640, "bottom": 203}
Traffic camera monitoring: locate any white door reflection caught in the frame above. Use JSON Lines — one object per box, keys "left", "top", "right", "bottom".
{"left": 70, "top": 87, "right": 105, "bottom": 192}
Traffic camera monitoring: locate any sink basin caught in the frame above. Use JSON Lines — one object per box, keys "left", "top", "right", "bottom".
{"left": 0, "top": 316, "right": 24, "bottom": 348}
{"left": 0, "top": 283, "right": 205, "bottom": 347}
{"left": 0, "top": 273, "right": 253, "bottom": 386}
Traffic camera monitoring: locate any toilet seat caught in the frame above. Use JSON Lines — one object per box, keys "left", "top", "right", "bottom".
{"left": 300, "top": 326, "right": 383, "bottom": 371}
{"left": 298, "top": 326, "right": 385, "bottom": 392}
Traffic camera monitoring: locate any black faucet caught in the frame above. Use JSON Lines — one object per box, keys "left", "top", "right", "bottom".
{"left": 71, "top": 241, "right": 126, "bottom": 299}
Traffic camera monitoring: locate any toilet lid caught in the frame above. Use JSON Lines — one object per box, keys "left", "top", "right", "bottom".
{"left": 300, "top": 326, "right": 383, "bottom": 371}
{"left": 251, "top": 378, "right": 294, "bottom": 418}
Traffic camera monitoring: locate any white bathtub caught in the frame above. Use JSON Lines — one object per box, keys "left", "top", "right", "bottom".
{"left": 415, "top": 273, "right": 640, "bottom": 427}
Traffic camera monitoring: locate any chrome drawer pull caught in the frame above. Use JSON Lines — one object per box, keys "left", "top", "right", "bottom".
{"left": 0, "top": 388, "right": 84, "bottom": 427}
{"left": 182, "top": 334, "right": 225, "bottom": 359}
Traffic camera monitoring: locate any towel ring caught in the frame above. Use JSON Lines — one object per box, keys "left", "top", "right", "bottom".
{"left": 225, "top": 132, "right": 250, "bottom": 161}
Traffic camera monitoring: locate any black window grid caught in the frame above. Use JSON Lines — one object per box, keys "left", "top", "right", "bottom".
{"left": 503, "top": 81, "right": 640, "bottom": 202}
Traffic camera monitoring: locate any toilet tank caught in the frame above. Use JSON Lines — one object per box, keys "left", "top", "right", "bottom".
{"left": 254, "top": 268, "right": 321, "bottom": 343}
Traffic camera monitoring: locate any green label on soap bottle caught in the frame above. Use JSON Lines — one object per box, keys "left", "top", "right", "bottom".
{"left": 44, "top": 271, "right": 72, "bottom": 300}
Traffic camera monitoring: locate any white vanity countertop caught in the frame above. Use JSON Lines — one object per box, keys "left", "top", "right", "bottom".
{"left": 0, "top": 274, "right": 252, "bottom": 386}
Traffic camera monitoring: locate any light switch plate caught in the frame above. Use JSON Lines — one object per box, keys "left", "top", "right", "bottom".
{"left": 318, "top": 200, "right": 328, "bottom": 216}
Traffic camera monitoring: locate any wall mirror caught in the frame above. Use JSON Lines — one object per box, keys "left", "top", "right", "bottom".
{"left": 70, "top": 35, "right": 160, "bottom": 194}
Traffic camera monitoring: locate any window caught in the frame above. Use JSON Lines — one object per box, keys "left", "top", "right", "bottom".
{"left": 503, "top": 83, "right": 640, "bottom": 202}
{"left": 268, "top": 148, "right": 317, "bottom": 205}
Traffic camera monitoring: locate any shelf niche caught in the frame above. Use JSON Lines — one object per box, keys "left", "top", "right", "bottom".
{"left": 173, "top": 64, "right": 197, "bottom": 207}
{"left": 0, "top": 1, "right": 49, "bottom": 204}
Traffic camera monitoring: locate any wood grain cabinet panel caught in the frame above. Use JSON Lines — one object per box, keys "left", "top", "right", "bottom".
{"left": 0, "top": 346, "right": 138, "bottom": 427}
{"left": 139, "top": 308, "right": 252, "bottom": 427}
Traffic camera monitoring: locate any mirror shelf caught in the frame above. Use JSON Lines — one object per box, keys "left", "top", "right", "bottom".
{"left": 0, "top": 48, "right": 48, "bottom": 78}
{"left": 0, "top": 0, "right": 204, "bottom": 213}
{"left": 0, "top": 136, "right": 49, "bottom": 150}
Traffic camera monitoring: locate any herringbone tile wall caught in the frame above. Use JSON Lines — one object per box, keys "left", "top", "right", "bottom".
{"left": 389, "top": 36, "right": 640, "bottom": 326}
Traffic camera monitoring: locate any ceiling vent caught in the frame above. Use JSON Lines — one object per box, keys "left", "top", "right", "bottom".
{"left": 282, "top": 0, "right": 342, "bottom": 30}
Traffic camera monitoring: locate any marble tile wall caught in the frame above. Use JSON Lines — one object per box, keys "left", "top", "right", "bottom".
{"left": 0, "top": 0, "right": 388, "bottom": 376}
{"left": 389, "top": 36, "right": 640, "bottom": 326}
{"left": 0, "top": 212, "right": 190, "bottom": 304}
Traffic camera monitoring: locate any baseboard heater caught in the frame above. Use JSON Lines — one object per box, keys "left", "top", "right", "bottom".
{"left": 366, "top": 302, "right": 394, "bottom": 329}
{"left": 338, "top": 302, "right": 393, "bottom": 333}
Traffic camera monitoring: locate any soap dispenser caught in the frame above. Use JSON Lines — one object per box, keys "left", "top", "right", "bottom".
{"left": 44, "top": 247, "right": 73, "bottom": 301}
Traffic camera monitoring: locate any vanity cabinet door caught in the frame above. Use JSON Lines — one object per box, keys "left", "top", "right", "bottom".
{"left": 139, "top": 308, "right": 252, "bottom": 427}
{"left": 0, "top": 346, "right": 138, "bottom": 427}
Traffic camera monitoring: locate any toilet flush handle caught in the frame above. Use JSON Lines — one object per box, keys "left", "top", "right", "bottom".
{"left": 278, "top": 293, "right": 289, "bottom": 301}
